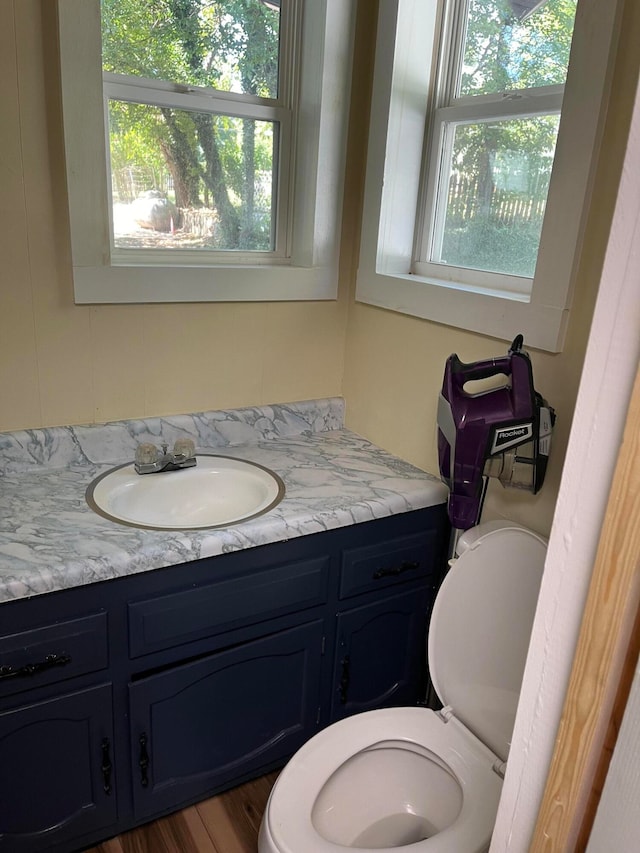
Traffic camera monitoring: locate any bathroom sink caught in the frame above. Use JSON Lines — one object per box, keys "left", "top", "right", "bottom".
{"left": 86, "top": 454, "right": 285, "bottom": 530}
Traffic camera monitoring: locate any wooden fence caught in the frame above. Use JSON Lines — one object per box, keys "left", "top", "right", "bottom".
{"left": 446, "top": 173, "right": 549, "bottom": 227}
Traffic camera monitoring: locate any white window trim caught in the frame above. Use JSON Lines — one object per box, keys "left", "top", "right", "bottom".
{"left": 356, "top": 0, "right": 620, "bottom": 353}
{"left": 57, "top": 0, "right": 354, "bottom": 304}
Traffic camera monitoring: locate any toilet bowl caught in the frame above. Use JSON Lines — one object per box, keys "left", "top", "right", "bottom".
{"left": 259, "top": 524, "right": 547, "bottom": 853}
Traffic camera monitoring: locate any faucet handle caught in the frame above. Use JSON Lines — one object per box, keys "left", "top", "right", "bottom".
{"left": 135, "top": 443, "right": 159, "bottom": 466}
{"left": 173, "top": 438, "right": 196, "bottom": 459}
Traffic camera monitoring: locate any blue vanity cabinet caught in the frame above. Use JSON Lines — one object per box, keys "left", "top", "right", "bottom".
{"left": 0, "top": 683, "right": 116, "bottom": 852}
{"left": 128, "top": 620, "right": 325, "bottom": 820}
{"left": 331, "top": 586, "right": 431, "bottom": 721}
{"left": 0, "top": 609, "right": 115, "bottom": 851}
{"left": 329, "top": 526, "right": 442, "bottom": 721}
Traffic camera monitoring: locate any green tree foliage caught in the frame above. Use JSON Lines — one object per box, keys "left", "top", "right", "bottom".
{"left": 460, "top": 0, "right": 576, "bottom": 96}
{"left": 102, "top": 0, "right": 280, "bottom": 249}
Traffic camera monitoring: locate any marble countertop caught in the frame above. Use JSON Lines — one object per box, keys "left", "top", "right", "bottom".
{"left": 0, "top": 398, "right": 448, "bottom": 604}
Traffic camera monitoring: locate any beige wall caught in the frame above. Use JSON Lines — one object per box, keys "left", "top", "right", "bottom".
{"left": 342, "top": 0, "right": 639, "bottom": 537}
{"left": 0, "top": 0, "right": 349, "bottom": 432}
{"left": 3, "top": 0, "right": 638, "bottom": 540}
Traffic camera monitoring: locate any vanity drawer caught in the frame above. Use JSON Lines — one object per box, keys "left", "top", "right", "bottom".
{"left": 0, "top": 612, "right": 109, "bottom": 698}
{"left": 339, "top": 530, "right": 438, "bottom": 600}
{"left": 128, "top": 555, "right": 330, "bottom": 658}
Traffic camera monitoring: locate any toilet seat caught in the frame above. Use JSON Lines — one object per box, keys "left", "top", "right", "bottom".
{"left": 264, "top": 706, "right": 503, "bottom": 853}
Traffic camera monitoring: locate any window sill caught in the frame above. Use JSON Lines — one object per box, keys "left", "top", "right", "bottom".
{"left": 355, "top": 268, "right": 568, "bottom": 352}
{"left": 72, "top": 262, "right": 338, "bottom": 304}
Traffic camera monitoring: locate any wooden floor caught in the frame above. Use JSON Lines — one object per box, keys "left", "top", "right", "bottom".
{"left": 85, "top": 771, "right": 280, "bottom": 853}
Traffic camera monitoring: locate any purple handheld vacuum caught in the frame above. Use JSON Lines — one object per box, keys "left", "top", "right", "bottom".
{"left": 437, "top": 335, "right": 555, "bottom": 532}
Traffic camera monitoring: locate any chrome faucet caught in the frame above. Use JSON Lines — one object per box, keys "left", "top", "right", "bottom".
{"left": 134, "top": 438, "right": 197, "bottom": 475}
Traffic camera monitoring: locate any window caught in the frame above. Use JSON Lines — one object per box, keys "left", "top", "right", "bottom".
{"left": 416, "top": 0, "right": 576, "bottom": 292}
{"left": 102, "top": 0, "right": 290, "bottom": 260}
{"left": 356, "top": 0, "right": 620, "bottom": 352}
{"left": 58, "top": 1, "right": 354, "bottom": 303}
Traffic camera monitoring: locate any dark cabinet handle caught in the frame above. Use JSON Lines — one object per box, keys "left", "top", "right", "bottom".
{"left": 101, "top": 738, "right": 113, "bottom": 795}
{"left": 139, "top": 733, "right": 150, "bottom": 788}
{"left": 339, "top": 655, "right": 350, "bottom": 704}
{"left": 373, "top": 560, "right": 420, "bottom": 580}
{"left": 0, "top": 652, "right": 72, "bottom": 682}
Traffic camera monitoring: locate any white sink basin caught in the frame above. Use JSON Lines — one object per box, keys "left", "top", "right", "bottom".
{"left": 86, "top": 454, "right": 285, "bottom": 530}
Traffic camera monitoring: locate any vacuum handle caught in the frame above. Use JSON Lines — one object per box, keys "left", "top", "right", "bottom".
{"left": 449, "top": 354, "right": 515, "bottom": 385}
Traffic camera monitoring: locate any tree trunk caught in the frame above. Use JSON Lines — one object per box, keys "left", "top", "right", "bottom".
{"left": 160, "top": 109, "right": 201, "bottom": 209}
{"left": 193, "top": 113, "right": 241, "bottom": 248}
{"left": 240, "top": 119, "right": 256, "bottom": 249}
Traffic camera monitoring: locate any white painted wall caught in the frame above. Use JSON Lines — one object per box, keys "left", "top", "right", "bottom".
{"left": 490, "top": 55, "right": 640, "bottom": 853}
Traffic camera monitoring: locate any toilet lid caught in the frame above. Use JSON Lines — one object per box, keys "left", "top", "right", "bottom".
{"left": 428, "top": 527, "right": 546, "bottom": 762}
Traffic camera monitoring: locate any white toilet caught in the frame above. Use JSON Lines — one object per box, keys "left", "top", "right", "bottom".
{"left": 259, "top": 523, "right": 547, "bottom": 853}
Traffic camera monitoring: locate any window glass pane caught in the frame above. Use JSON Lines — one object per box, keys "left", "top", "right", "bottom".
{"left": 101, "top": 0, "right": 280, "bottom": 99}
{"left": 108, "top": 101, "right": 276, "bottom": 251}
{"left": 432, "top": 114, "right": 560, "bottom": 277}
{"left": 459, "top": 0, "right": 577, "bottom": 96}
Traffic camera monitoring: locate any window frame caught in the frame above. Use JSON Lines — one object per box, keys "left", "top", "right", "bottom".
{"left": 416, "top": 89, "right": 563, "bottom": 294}
{"left": 103, "top": 76, "right": 293, "bottom": 264}
{"left": 57, "top": 0, "right": 355, "bottom": 304}
{"left": 355, "top": 0, "right": 620, "bottom": 352}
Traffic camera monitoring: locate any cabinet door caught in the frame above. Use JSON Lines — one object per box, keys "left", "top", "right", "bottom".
{"left": 129, "top": 620, "right": 324, "bottom": 820}
{"left": 0, "top": 684, "right": 116, "bottom": 852}
{"left": 331, "top": 587, "right": 430, "bottom": 721}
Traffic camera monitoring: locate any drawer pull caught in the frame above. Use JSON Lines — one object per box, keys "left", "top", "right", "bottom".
{"left": 0, "top": 652, "right": 72, "bottom": 682}
{"left": 339, "top": 655, "right": 351, "bottom": 704}
{"left": 372, "top": 560, "right": 420, "bottom": 580}
{"left": 101, "top": 738, "right": 113, "bottom": 795}
{"left": 139, "top": 733, "right": 150, "bottom": 788}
